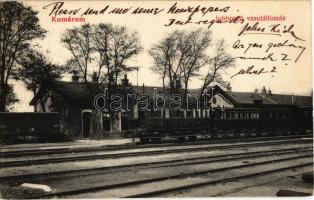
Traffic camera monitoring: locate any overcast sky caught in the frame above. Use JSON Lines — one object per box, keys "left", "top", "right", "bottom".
{"left": 12, "top": 0, "right": 312, "bottom": 111}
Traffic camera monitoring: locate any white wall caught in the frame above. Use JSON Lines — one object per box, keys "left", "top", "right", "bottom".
{"left": 211, "top": 94, "right": 234, "bottom": 108}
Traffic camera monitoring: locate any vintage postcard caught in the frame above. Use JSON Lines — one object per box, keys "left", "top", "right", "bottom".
{"left": 0, "top": 0, "right": 313, "bottom": 198}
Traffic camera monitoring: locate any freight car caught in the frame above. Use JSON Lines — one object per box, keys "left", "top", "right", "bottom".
{"left": 0, "top": 112, "right": 66, "bottom": 144}
{"left": 137, "top": 107, "right": 313, "bottom": 143}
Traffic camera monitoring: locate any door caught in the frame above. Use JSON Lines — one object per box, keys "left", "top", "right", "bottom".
{"left": 82, "top": 112, "right": 91, "bottom": 138}
{"left": 111, "top": 112, "right": 121, "bottom": 132}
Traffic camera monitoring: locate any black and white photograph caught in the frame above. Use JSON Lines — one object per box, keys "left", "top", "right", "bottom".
{"left": 0, "top": 0, "right": 313, "bottom": 198}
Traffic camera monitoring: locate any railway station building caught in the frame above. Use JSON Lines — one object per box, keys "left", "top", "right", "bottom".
{"left": 30, "top": 75, "right": 312, "bottom": 139}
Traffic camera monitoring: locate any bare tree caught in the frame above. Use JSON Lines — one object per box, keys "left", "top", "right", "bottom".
{"left": 0, "top": 1, "right": 46, "bottom": 111}
{"left": 165, "top": 31, "right": 185, "bottom": 94}
{"left": 149, "top": 29, "right": 211, "bottom": 96}
{"left": 200, "top": 39, "right": 235, "bottom": 96}
{"left": 93, "top": 23, "right": 114, "bottom": 85}
{"left": 93, "top": 23, "right": 142, "bottom": 86}
{"left": 149, "top": 58, "right": 167, "bottom": 93}
{"left": 62, "top": 23, "right": 142, "bottom": 137}
{"left": 62, "top": 24, "right": 94, "bottom": 88}
{"left": 149, "top": 31, "right": 181, "bottom": 94}
{"left": 62, "top": 23, "right": 142, "bottom": 89}
{"left": 148, "top": 42, "right": 171, "bottom": 93}
{"left": 179, "top": 29, "right": 211, "bottom": 98}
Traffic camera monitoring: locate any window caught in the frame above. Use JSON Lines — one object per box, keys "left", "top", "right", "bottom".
{"left": 276, "top": 112, "right": 280, "bottom": 118}
{"left": 186, "top": 109, "right": 193, "bottom": 118}
{"left": 150, "top": 110, "right": 162, "bottom": 118}
{"left": 203, "top": 110, "right": 207, "bottom": 117}
{"left": 283, "top": 112, "right": 287, "bottom": 119}
{"left": 226, "top": 112, "right": 230, "bottom": 119}
{"left": 172, "top": 110, "right": 183, "bottom": 118}
{"left": 239, "top": 112, "right": 243, "bottom": 119}
{"left": 251, "top": 113, "right": 254, "bottom": 119}
{"left": 165, "top": 109, "right": 170, "bottom": 118}
{"left": 222, "top": 112, "right": 226, "bottom": 119}
{"left": 235, "top": 112, "right": 238, "bottom": 119}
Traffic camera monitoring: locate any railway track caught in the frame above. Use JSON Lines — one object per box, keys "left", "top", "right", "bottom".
{"left": 24, "top": 152, "right": 312, "bottom": 198}
{"left": 128, "top": 161, "right": 313, "bottom": 198}
{"left": 1, "top": 138, "right": 312, "bottom": 168}
{"left": 1, "top": 134, "right": 311, "bottom": 158}
{"left": 1, "top": 146, "right": 311, "bottom": 183}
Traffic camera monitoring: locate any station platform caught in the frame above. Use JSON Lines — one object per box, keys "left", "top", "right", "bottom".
{"left": 0, "top": 138, "right": 138, "bottom": 153}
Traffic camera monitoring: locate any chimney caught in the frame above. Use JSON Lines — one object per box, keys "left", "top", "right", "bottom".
{"left": 109, "top": 74, "right": 115, "bottom": 85}
{"left": 267, "top": 87, "right": 272, "bottom": 94}
{"left": 175, "top": 77, "right": 182, "bottom": 92}
{"left": 291, "top": 93, "right": 294, "bottom": 103}
{"left": 261, "top": 86, "right": 266, "bottom": 95}
{"left": 142, "top": 83, "right": 145, "bottom": 94}
{"left": 71, "top": 70, "right": 79, "bottom": 82}
{"left": 92, "top": 71, "right": 98, "bottom": 83}
{"left": 226, "top": 83, "right": 232, "bottom": 91}
{"left": 121, "top": 74, "right": 129, "bottom": 87}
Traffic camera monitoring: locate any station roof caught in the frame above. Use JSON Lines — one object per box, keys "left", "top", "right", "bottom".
{"left": 30, "top": 81, "right": 312, "bottom": 108}
{"left": 224, "top": 91, "right": 312, "bottom": 106}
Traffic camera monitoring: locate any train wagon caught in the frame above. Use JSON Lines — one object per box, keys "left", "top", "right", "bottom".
{"left": 0, "top": 112, "right": 66, "bottom": 144}
{"left": 136, "top": 107, "right": 313, "bottom": 143}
